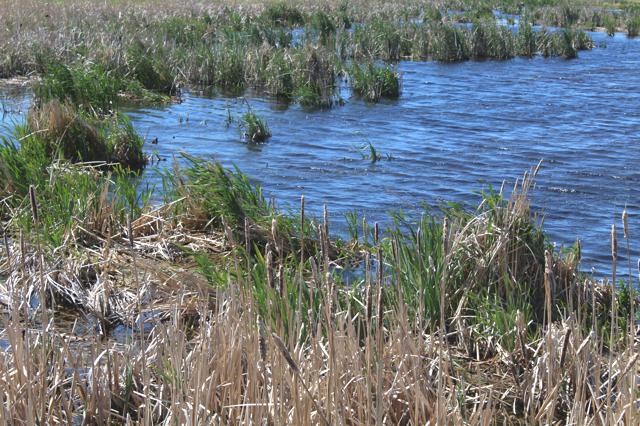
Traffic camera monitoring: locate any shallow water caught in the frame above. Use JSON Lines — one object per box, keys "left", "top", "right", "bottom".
{"left": 2, "top": 31, "right": 639, "bottom": 278}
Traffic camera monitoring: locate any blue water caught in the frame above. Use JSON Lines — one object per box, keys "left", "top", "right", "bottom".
{"left": 2, "top": 31, "right": 639, "bottom": 278}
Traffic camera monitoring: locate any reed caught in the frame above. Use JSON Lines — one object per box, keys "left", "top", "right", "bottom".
{"left": 22, "top": 101, "right": 146, "bottom": 170}
{"left": 0, "top": 2, "right": 636, "bottom": 424}
{"left": 0, "top": 157, "right": 637, "bottom": 424}
{"left": 349, "top": 62, "right": 400, "bottom": 102}
{"left": 0, "top": 0, "right": 599, "bottom": 111}
{"left": 627, "top": 13, "right": 640, "bottom": 37}
{"left": 468, "top": 19, "right": 515, "bottom": 60}
{"left": 242, "top": 111, "right": 272, "bottom": 143}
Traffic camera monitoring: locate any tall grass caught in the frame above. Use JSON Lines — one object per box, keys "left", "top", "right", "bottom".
{"left": 34, "top": 62, "right": 170, "bottom": 115}
{"left": 349, "top": 62, "right": 400, "bottom": 102}
{"left": 242, "top": 111, "right": 272, "bottom": 143}
{"left": 0, "top": 156, "right": 637, "bottom": 424}
{"left": 22, "top": 101, "right": 146, "bottom": 169}
{"left": 0, "top": 0, "right": 597, "bottom": 111}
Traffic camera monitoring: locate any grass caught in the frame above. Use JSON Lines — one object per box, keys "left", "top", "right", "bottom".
{"left": 242, "top": 111, "right": 272, "bottom": 143}
{"left": 0, "top": 151, "right": 637, "bottom": 423}
{"left": 627, "top": 12, "right": 640, "bottom": 36}
{"left": 22, "top": 100, "right": 146, "bottom": 170}
{"left": 350, "top": 63, "right": 400, "bottom": 102}
{"left": 0, "top": 0, "right": 600, "bottom": 111}
{"left": 34, "top": 62, "right": 170, "bottom": 115}
{"left": 0, "top": 1, "right": 637, "bottom": 423}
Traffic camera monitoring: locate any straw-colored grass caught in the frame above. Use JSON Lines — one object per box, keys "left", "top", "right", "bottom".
{"left": 0, "top": 152, "right": 637, "bottom": 423}
{"left": 0, "top": 2, "right": 638, "bottom": 423}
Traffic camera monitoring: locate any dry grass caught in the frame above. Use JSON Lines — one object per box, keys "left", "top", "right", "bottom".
{"left": 0, "top": 1, "right": 638, "bottom": 423}
{"left": 0, "top": 160, "right": 637, "bottom": 424}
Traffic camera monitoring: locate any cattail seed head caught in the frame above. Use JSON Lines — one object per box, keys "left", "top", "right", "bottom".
{"left": 29, "top": 185, "right": 38, "bottom": 224}
{"left": 377, "top": 285, "right": 384, "bottom": 331}
{"left": 374, "top": 222, "right": 379, "bottom": 245}
{"left": 622, "top": 209, "right": 629, "bottom": 239}
{"left": 266, "top": 244, "right": 274, "bottom": 289}
{"left": 278, "top": 264, "right": 285, "bottom": 298}
{"left": 365, "top": 252, "right": 373, "bottom": 323}
{"left": 272, "top": 332, "right": 299, "bottom": 373}
{"left": 323, "top": 204, "right": 329, "bottom": 236}
{"left": 611, "top": 224, "right": 618, "bottom": 260}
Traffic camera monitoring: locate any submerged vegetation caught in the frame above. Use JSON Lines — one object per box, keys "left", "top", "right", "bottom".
{"left": 0, "top": 0, "right": 639, "bottom": 424}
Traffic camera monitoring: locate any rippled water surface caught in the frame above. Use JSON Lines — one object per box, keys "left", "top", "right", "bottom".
{"left": 2, "top": 31, "right": 639, "bottom": 277}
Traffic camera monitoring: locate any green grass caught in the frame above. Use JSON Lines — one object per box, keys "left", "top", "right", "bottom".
{"left": 34, "top": 62, "right": 170, "bottom": 116}
{"left": 22, "top": 101, "right": 146, "bottom": 170}
{"left": 242, "top": 111, "right": 272, "bottom": 143}
{"left": 627, "top": 13, "right": 640, "bottom": 36}
{"left": 0, "top": 0, "right": 600, "bottom": 113}
{"left": 350, "top": 63, "right": 400, "bottom": 102}
{"left": 468, "top": 19, "right": 515, "bottom": 59}
{"left": 0, "top": 132, "right": 149, "bottom": 248}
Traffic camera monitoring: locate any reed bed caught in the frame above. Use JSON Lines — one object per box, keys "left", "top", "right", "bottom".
{"left": 0, "top": 1, "right": 638, "bottom": 423}
{"left": 0, "top": 0, "right": 598, "bottom": 108}
{"left": 0, "top": 140, "right": 638, "bottom": 423}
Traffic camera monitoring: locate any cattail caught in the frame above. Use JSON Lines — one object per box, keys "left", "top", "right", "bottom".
{"left": 374, "top": 222, "right": 379, "bottom": 244}
{"left": 309, "top": 256, "right": 318, "bottom": 287}
{"left": 543, "top": 249, "right": 552, "bottom": 327}
{"left": 323, "top": 204, "right": 329, "bottom": 238}
{"left": 272, "top": 331, "right": 330, "bottom": 426}
{"left": 2, "top": 232, "right": 8, "bottom": 255}
{"left": 377, "top": 284, "right": 384, "bottom": 331}
{"left": 278, "top": 264, "right": 285, "bottom": 298}
{"left": 127, "top": 213, "right": 134, "bottom": 247}
{"left": 271, "top": 217, "right": 277, "bottom": 244}
{"left": 266, "top": 244, "right": 274, "bottom": 289}
{"left": 300, "top": 195, "right": 305, "bottom": 262}
{"left": 611, "top": 224, "right": 617, "bottom": 260}
{"left": 257, "top": 317, "right": 267, "bottom": 361}
{"left": 559, "top": 328, "right": 572, "bottom": 369}
{"left": 272, "top": 332, "right": 299, "bottom": 373}
{"left": 244, "top": 217, "right": 251, "bottom": 256}
{"left": 29, "top": 185, "right": 38, "bottom": 224}
{"left": 365, "top": 252, "right": 373, "bottom": 323}
{"left": 442, "top": 217, "right": 449, "bottom": 258}
{"left": 362, "top": 217, "right": 368, "bottom": 246}
{"left": 622, "top": 209, "right": 629, "bottom": 239}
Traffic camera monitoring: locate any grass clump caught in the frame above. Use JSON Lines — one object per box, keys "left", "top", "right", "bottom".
{"left": 242, "top": 111, "right": 271, "bottom": 143}
{"left": 126, "top": 43, "right": 175, "bottom": 94}
{"left": 350, "top": 63, "right": 400, "bottom": 102}
{"left": 352, "top": 18, "right": 406, "bottom": 61}
{"left": 308, "top": 11, "right": 337, "bottom": 46}
{"left": 262, "top": 2, "right": 305, "bottom": 27}
{"left": 468, "top": 20, "right": 515, "bottom": 60}
{"left": 627, "top": 13, "right": 640, "bottom": 37}
{"left": 23, "top": 101, "right": 146, "bottom": 170}
{"left": 34, "top": 62, "right": 170, "bottom": 115}
{"left": 263, "top": 49, "right": 295, "bottom": 98}
{"left": 516, "top": 22, "right": 538, "bottom": 57}
{"left": 292, "top": 47, "right": 337, "bottom": 109}
{"left": 429, "top": 24, "right": 470, "bottom": 62}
